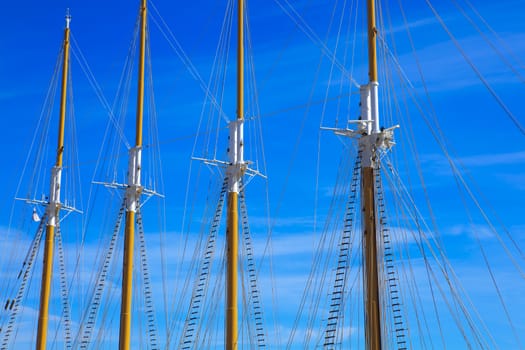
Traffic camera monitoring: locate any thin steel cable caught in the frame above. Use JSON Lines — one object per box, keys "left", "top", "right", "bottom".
{"left": 423, "top": 0, "right": 525, "bottom": 136}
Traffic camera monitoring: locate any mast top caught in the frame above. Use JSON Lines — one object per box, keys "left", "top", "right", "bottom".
{"left": 65, "top": 8, "right": 71, "bottom": 29}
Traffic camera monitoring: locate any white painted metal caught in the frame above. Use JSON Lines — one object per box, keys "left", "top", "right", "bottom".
{"left": 360, "top": 84, "right": 372, "bottom": 135}
{"left": 228, "top": 120, "right": 244, "bottom": 193}
{"left": 32, "top": 208, "right": 41, "bottom": 222}
{"left": 126, "top": 146, "right": 142, "bottom": 212}
{"left": 370, "top": 81, "right": 380, "bottom": 133}
{"left": 65, "top": 9, "right": 71, "bottom": 29}
{"left": 359, "top": 135, "right": 375, "bottom": 168}
{"left": 359, "top": 83, "right": 375, "bottom": 168}
{"left": 47, "top": 166, "right": 62, "bottom": 227}
{"left": 326, "top": 83, "right": 397, "bottom": 167}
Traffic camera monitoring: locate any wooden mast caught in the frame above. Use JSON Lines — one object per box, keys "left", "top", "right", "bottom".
{"left": 226, "top": 0, "right": 244, "bottom": 348}
{"left": 363, "top": 0, "right": 382, "bottom": 348}
{"left": 36, "top": 11, "right": 71, "bottom": 350}
{"left": 119, "top": 0, "right": 146, "bottom": 349}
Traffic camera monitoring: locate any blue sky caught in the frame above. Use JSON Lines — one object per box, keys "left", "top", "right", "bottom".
{"left": 0, "top": 0, "right": 524, "bottom": 348}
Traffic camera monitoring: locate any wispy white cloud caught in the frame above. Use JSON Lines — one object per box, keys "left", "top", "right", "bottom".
{"left": 388, "top": 15, "right": 440, "bottom": 35}
{"left": 446, "top": 223, "right": 496, "bottom": 240}
{"left": 457, "top": 150, "right": 525, "bottom": 167}
{"left": 497, "top": 173, "right": 525, "bottom": 190}
{"left": 394, "top": 31, "right": 525, "bottom": 92}
{"left": 420, "top": 150, "right": 525, "bottom": 177}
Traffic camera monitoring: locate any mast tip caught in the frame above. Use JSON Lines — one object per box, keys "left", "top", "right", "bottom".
{"left": 65, "top": 8, "right": 71, "bottom": 29}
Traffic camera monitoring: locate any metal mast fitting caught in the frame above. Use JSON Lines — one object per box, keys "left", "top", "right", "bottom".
{"left": 125, "top": 147, "right": 143, "bottom": 213}
{"left": 119, "top": 0, "right": 146, "bottom": 349}
{"left": 36, "top": 10, "right": 71, "bottom": 350}
{"left": 65, "top": 8, "right": 71, "bottom": 29}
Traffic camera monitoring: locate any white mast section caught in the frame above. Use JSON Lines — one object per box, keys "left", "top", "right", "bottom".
{"left": 228, "top": 120, "right": 245, "bottom": 193}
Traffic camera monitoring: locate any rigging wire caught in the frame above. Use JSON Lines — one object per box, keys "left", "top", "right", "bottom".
{"left": 272, "top": 0, "right": 361, "bottom": 88}
{"left": 70, "top": 35, "right": 131, "bottom": 150}
{"left": 280, "top": 0, "right": 525, "bottom": 347}
{"left": 378, "top": 2, "right": 525, "bottom": 279}
{"left": 2, "top": 0, "right": 524, "bottom": 348}
{"left": 462, "top": 0, "right": 525, "bottom": 73}
{"left": 143, "top": 22, "right": 170, "bottom": 341}
{"left": 380, "top": 45, "right": 446, "bottom": 349}
{"left": 383, "top": 159, "right": 501, "bottom": 348}
{"left": 379, "top": 3, "right": 445, "bottom": 347}
{"left": 284, "top": 0, "right": 360, "bottom": 344}
{"left": 74, "top": 200, "right": 125, "bottom": 349}
{"left": 0, "top": 217, "right": 47, "bottom": 348}
{"left": 136, "top": 209, "right": 160, "bottom": 349}
{"left": 149, "top": 1, "right": 230, "bottom": 123}
{"left": 452, "top": 168, "right": 524, "bottom": 348}
{"left": 53, "top": 224, "right": 73, "bottom": 350}
{"left": 423, "top": 0, "right": 525, "bottom": 136}
{"left": 243, "top": 2, "right": 282, "bottom": 345}
{"left": 239, "top": 188, "right": 269, "bottom": 349}
{"left": 170, "top": 1, "right": 235, "bottom": 323}
{"left": 1, "top": 28, "right": 85, "bottom": 349}
{"left": 449, "top": 0, "right": 525, "bottom": 84}
{"left": 1, "top": 49, "right": 62, "bottom": 330}
{"left": 166, "top": 0, "right": 235, "bottom": 345}
{"left": 76, "top": 14, "right": 142, "bottom": 329}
